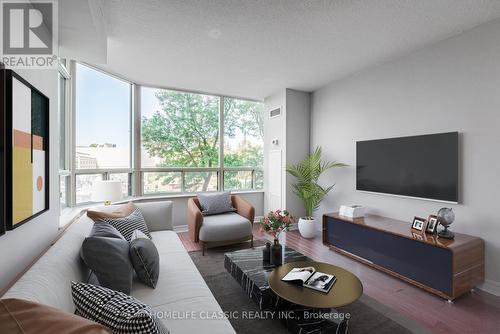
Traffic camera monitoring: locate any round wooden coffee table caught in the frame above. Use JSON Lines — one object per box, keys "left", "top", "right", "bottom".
{"left": 268, "top": 261, "right": 363, "bottom": 308}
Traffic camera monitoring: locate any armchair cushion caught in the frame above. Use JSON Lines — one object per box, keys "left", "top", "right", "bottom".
{"left": 197, "top": 192, "right": 236, "bottom": 216}
{"left": 199, "top": 213, "right": 252, "bottom": 242}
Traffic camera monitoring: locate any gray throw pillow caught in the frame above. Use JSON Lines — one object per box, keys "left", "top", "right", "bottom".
{"left": 80, "top": 222, "right": 134, "bottom": 294}
{"left": 197, "top": 191, "right": 236, "bottom": 216}
{"left": 130, "top": 233, "right": 160, "bottom": 288}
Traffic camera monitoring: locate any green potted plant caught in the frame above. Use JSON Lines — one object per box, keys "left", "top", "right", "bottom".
{"left": 286, "top": 146, "right": 346, "bottom": 238}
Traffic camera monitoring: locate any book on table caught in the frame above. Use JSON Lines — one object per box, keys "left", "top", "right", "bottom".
{"left": 281, "top": 266, "right": 337, "bottom": 293}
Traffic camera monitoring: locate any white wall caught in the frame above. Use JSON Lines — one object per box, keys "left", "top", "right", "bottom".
{"left": 285, "top": 89, "right": 310, "bottom": 219}
{"left": 311, "top": 18, "right": 500, "bottom": 295}
{"left": 0, "top": 69, "right": 59, "bottom": 292}
{"left": 264, "top": 90, "right": 286, "bottom": 213}
{"left": 264, "top": 89, "right": 311, "bottom": 218}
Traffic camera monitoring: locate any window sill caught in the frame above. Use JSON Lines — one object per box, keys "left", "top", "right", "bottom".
{"left": 132, "top": 189, "right": 264, "bottom": 201}
{"left": 58, "top": 203, "right": 101, "bottom": 229}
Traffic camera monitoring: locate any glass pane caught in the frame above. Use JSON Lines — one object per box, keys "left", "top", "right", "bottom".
{"left": 109, "top": 173, "right": 131, "bottom": 198}
{"left": 59, "top": 175, "right": 69, "bottom": 210}
{"left": 141, "top": 87, "right": 220, "bottom": 168}
{"left": 224, "top": 171, "right": 253, "bottom": 190}
{"left": 143, "top": 172, "right": 181, "bottom": 194}
{"left": 58, "top": 73, "right": 66, "bottom": 170}
{"left": 75, "top": 63, "right": 131, "bottom": 169}
{"left": 76, "top": 174, "right": 103, "bottom": 204}
{"left": 255, "top": 170, "right": 264, "bottom": 190}
{"left": 185, "top": 172, "right": 217, "bottom": 192}
{"left": 223, "top": 98, "right": 264, "bottom": 168}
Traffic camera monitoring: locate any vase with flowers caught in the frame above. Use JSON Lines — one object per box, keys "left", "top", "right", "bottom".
{"left": 260, "top": 209, "right": 295, "bottom": 265}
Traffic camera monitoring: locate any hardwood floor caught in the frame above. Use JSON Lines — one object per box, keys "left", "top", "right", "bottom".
{"left": 177, "top": 226, "right": 500, "bottom": 334}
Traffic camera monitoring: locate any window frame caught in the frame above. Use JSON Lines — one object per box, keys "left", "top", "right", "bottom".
{"left": 70, "top": 61, "right": 263, "bottom": 205}
{"left": 72, "top": 62, "right": 134, "bottom": 205}
{"left": 58, "top": 60, "right": 71, "bottom": 211}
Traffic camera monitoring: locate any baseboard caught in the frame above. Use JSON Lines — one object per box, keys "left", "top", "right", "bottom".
{"left": 173, "top": 225, "right": 188, "bottom": 233}
{"left": 478, "top": 279, "right": 500, "bottom": 297}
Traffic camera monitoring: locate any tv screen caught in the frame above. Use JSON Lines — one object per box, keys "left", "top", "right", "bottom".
{"left": 356, "top": 132, "right": 458, "bottom": 202}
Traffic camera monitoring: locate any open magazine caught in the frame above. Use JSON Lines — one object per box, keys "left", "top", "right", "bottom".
{"left": 281, "top": 266, "right": 337, "bottom": 293}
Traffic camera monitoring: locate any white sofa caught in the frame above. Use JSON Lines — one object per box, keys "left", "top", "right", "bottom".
{"left": 3, "top": 199, "right": 235, "bottom": 334}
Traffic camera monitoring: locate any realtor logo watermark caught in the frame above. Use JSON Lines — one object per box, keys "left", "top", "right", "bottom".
{"left": 1, "top": 0, "right": 58, "bottom": 69}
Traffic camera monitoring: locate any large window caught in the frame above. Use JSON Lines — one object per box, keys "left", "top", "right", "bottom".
{"left": 140, "top": 88, "right": 263, "bottom": 194}
{"left": 141, "top": 87, "right": 220, "bottom": 193}
{"left": 224, "top": 97, "right": 264, "bottom": 190}
{"left": 72, "top": 62, "right": 263, "bottom": 203}
{"left": 74, "top": 63, "right": 133, "bottom": 204}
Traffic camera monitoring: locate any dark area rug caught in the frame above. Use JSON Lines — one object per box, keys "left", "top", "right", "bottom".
{"left": 189, "top": 241, "right": 429, "bottom": 334}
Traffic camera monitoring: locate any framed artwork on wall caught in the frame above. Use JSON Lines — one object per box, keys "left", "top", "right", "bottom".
{"left": 1, "top": 69, "right": 50, "bottom": 231}
{"left": 1, "top": 68, "right": 6, "bottom": 236}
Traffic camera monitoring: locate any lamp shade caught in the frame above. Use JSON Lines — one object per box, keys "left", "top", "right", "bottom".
{"left": 91, "top": 180, "right": 122, "bottom": 203}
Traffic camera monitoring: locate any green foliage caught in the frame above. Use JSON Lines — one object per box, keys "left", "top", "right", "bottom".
{"left": 142, "top": 90, "right": 220, "bottom": 168}
{"left": 141, "top": 90, "right": 264, "bottom": 191}
{"left": 286, "top": 147, "right": 346, "bottom": 218}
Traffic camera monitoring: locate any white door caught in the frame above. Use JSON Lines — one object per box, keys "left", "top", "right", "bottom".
{"left": 268, "top": 149, "right": 282, "bottom": 211}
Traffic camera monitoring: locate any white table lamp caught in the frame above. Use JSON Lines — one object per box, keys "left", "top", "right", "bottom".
{"left": 91, "top": 180, "right": 122, "bottom": 205}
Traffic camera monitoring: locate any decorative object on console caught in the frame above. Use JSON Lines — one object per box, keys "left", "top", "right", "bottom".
{"left": 411, "top": 232, "right": 424, "bottom": 240}
{"left": 426, "top": 215, "right": 439, "bottom": 234}
{"left": 339, "top": 205, "right": 365, "bottom": 218}
{"left": 1, "top": 69, "right": 50, "bottom": 230}
{"left": 260, "top": 209, "right": 295, "bottom": 265}
{"left": 411, "top": 216, "right": 427, "bottom": 231}
{"left": 91, "top": 180, "right": 122, "bottom": 205}
{"left": 286, "top": 146, "right": 346, "bottom": 238}
{"left": 71, "top": 282, "right": 169, "bottom": 334}
{"left": 437, "top": 207, "right": 455, "bottom": 239}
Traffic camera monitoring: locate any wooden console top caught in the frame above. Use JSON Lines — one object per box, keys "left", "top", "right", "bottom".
{"left": 324, "top": 213, "right": 481, "bottom": 251}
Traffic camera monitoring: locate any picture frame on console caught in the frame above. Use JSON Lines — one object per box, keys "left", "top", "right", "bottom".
{"left": 411, "top": 216, "right": 426, "bottom": 232}
{"left": 425, "top": 215, "right": 438, "bottom": 234}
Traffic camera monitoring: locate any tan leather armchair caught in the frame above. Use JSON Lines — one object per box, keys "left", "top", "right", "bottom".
{"left": 187, "top": 195, "right": 255, "bottom": 255}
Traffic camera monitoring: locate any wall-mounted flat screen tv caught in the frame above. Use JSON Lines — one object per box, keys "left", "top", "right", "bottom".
{"left": 356, "top": 132, "right": 458, "bottom": 203}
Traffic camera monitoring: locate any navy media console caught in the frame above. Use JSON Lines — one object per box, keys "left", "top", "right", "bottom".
{"left": 322, "top": 213, "right": 484, "bottom": 300}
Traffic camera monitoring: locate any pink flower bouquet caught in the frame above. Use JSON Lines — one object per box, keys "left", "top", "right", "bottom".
{"left": 260, "top": 209, "right": 295, "bottom": 240}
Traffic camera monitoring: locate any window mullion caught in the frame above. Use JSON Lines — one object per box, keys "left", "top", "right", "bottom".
{"left": 133, "top": 84, "right": 141, "bottom": 197}
{"left": 219, "top": 96, "right": 224, "bottom": 191}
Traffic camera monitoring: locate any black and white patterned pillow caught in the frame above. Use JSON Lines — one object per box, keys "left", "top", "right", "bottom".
{"left": 71, "top": 282, "right": 168, "bottom": 334}
{"left": 99, "top": 208, "right": 151, "bottom": 242}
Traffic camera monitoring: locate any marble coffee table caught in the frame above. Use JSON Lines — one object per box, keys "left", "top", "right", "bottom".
{"left": 224, "top": 245, "right": 349, "bottom": 334}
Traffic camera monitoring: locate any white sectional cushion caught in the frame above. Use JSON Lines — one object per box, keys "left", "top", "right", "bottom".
{"left": 131, "top": 231, "right": 235, "bottom": 333}
{"left": 3, "top": 217, "right": 93, "bottom": 312}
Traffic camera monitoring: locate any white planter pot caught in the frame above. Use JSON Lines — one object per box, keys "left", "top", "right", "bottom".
{"left": 298, "top": 217, "right": 316, "bottom": 238}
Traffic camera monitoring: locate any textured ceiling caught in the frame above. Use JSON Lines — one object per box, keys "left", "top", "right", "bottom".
{"left": 91, "top": 0, "right": 500, "bottom": 100}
